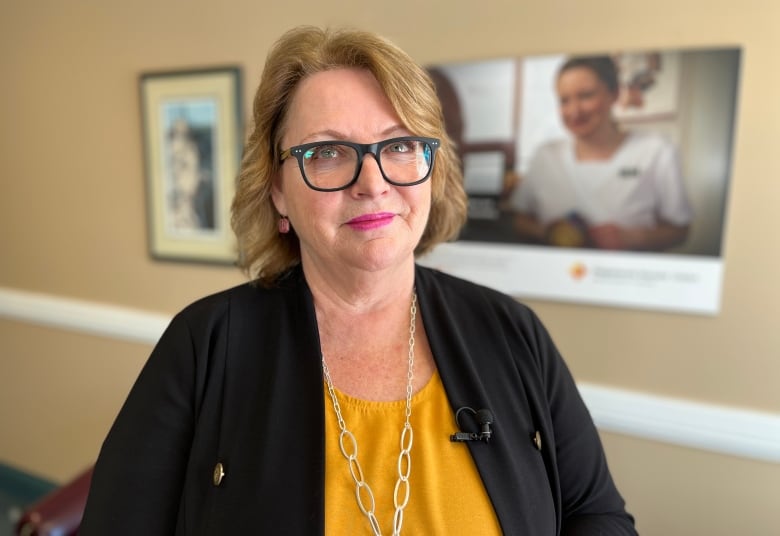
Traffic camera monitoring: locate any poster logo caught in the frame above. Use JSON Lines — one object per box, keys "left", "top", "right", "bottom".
{"left": 569, "top": 262, "right": 587, "bottom": 280}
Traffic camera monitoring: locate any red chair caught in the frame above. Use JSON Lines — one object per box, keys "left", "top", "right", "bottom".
{"left": 15, "top": 466, "right": 93, "bottom": 536}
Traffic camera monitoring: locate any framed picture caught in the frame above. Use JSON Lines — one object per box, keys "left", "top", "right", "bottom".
{"left": 140, "top": 66, "right": 243, "bottom": 263}
{"left": 611, "top": 50, "right": 681, "bottom": 122}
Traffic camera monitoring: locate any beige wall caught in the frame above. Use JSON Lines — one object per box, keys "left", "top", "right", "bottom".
{"left": 1, "top": 1, "right": 778, "bottom": 534}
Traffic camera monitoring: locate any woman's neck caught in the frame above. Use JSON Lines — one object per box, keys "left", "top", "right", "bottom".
{"left": 303, "top": 258, "right": 416, "bottom": 317}
{"left": 303, "top": 257, "right": 434, "bottom": 401}
{"left": 575, "top": 123, "right": 626, "bottom": 161}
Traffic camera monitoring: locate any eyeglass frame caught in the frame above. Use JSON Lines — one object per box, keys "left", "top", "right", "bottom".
{"left": 279, "top": 136, "right": 440, "bottom": 192}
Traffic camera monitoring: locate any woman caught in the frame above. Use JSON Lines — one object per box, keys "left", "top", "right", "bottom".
{"left": 80, "top": 27, "right": 636, "bottom": 534}
{"left": 512, "top": 55, "right": 692, "bottom": 251}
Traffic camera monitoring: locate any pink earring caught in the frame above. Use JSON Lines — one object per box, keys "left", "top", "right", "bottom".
{"left": 278, "top": 216, "right": 290, "bottom": 234}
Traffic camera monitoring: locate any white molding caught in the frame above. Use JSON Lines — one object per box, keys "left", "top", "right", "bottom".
{"left": 578, "top": 383, "right": 780, "bottom": 464}
{"left": 1, "top": 286, "right": 778, "bottom": 464}
{"left": 0, "top": 287, "right": 170, "bottom": 345}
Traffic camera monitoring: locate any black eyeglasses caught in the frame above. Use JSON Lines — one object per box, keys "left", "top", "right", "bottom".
{"left": 279, "top": 136, "right": 439, "bottom": 192}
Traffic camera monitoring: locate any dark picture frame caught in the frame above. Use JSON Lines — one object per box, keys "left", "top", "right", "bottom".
{"left": 140, "top": 66, "right": 242, "bottom": 264}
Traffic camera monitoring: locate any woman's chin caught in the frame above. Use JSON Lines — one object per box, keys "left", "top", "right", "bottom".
{"left": 348, "top": 240, "right": 414, "bottom": 273}
{"left": 567, "top": 124, "right": 596, "bottom": 138}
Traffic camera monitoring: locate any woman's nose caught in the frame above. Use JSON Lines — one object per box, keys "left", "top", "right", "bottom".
{"left": 562, "top": 100, "right": 580, "bottom": 117}
{"left": 351, "top": 154, "right": 389, "bottom": 196}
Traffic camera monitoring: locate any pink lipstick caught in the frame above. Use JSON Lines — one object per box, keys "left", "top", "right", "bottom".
{"left": 346, "top": 212, "right": 395, "bottom": 231}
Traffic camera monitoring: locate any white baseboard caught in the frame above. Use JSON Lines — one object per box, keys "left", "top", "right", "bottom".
{"left": 1, "top": 286, "right": 778, "bottom": 464}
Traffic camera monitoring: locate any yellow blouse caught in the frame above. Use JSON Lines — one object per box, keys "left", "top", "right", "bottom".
{"left": 324, "top": 370, "right": 503, "bottom": 534}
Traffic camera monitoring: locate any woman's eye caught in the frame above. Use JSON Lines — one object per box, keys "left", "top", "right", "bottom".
{"left": 322, "top": 146, "right": 341, "bottom": 158}
{"left": 388, "top": 140, "right": 413, "bottom": 153}
{"left": 306, "top": 145, "right": 340, "bottom": 160}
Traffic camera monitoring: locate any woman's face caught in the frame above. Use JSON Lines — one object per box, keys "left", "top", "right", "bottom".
{"left": 556, "top": 66, "right": 618, "bottom": 139}
{"left": 272, "top": 68, "right": 432, "bottom": 276}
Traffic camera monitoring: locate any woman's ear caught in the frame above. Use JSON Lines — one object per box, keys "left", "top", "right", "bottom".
{"left": 270, "top": 173, "right": 287, "bottom": 216}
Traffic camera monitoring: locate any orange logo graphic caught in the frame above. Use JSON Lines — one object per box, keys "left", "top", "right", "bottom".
{"left": 569, "top": 262, "right": 587, "bottom": 280}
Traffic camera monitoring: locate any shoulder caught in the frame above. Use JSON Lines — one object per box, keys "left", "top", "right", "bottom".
{"left": 624, "top": 130, "right": 675, "bottom": 154}
{"left": 621, "top": 131, "right": 680, "bottom": 174}
{"left": 526, "top": 139, "right": 572, "bottom": 179}
{"left": 171, "top": 271, "right": 305, "bottom": 333}
{"left": 416, "top": 264, "right": 510, "bottom": 299}
{"left": 415, "top": 265, "right": 564, "bottom": 393}
{"left": 533, "top": 138, "right": 570, "bottom": 161}
{"left": 415, "top": 265, "right": 539, "bottom": 327}
{"left": 174, "top": 282, "right": 254, "bottom": 323}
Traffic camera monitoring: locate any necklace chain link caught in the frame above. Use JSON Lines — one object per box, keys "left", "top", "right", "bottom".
{"left": 322, "top": 291, "right": 417, "bottom": 536}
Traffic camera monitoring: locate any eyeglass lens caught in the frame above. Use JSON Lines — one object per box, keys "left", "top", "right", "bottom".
{"left": 301, "top": 139, "right": 433, "bottom": 190}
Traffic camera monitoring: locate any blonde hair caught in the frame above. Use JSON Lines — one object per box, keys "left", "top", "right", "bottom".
{"left": 231, "top": 26, "right": 467, "bottom": 284}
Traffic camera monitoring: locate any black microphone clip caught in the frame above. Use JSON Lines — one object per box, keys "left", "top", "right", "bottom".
{"left": 450, "top": 407, "right": 494, "bottom": 443}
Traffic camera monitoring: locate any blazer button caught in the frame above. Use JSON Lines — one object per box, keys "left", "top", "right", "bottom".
{"left": 213, "top": 462, "right": 225, "bottom": 486}
{"left": 533, "top": 431, "right": 542, "bottom": 451}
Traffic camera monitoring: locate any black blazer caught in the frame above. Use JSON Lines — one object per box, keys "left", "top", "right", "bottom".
{"left": 80, "top": 265, "right": 636, "bottom": 535}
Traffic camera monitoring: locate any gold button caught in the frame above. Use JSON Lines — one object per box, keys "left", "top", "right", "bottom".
{"left": 533, "top": 431, "right": 542, "bottom": 451}
{"left": 213, "top": 462, "right": 225, "bottom": 486}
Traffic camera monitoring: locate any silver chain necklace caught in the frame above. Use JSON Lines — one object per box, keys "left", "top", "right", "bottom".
{"left": 321, "top": 291, "right": 417, "bottom": 536}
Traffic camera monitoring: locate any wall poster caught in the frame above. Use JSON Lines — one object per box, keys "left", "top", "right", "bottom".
{"left": 420, "top": 47, "right": 741, "bottom": 314}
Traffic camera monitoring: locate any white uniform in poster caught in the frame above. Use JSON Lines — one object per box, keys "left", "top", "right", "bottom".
{"left": 511, "top": 130, "right": 693, "bottom": 229}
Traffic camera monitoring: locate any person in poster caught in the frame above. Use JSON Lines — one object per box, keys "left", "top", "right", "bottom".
{"left": 510, "top": 55, "right": 693, "bottom": 251}
{"left": 165, "top": 114, "right": 216, "bottom": 232}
